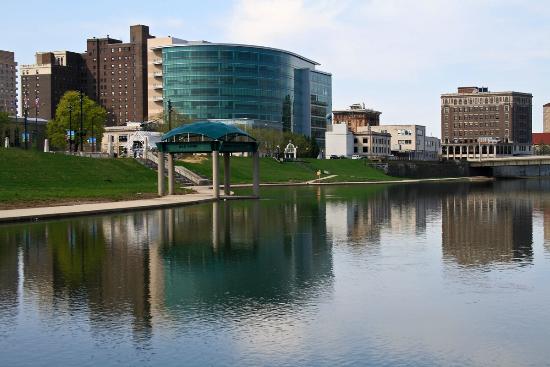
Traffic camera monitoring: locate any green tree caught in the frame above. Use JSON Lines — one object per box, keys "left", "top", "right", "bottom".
{"left": 0, "top": 111, "right": 9, "bottom": 125}
{"left": 147, "top": 111, "right": 195, "bottom": 133}
{"left": 245, "top": 127, "right": 320, "bottom": 158}
{"left": 47, "top": 91, "right": 107, "bottom": 151}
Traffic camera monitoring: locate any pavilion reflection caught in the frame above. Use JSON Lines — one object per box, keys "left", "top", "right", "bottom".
{"left": 0, "top": 194, "right": 333, "bottom": 341}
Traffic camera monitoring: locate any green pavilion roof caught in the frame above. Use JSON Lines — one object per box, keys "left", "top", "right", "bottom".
{"left": 161, "top": 121, "right": 255, "bottom": 142}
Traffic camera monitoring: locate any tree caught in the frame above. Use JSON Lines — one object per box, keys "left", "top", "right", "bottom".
{"left": 246, "top": 127, "right": 320, "bottom": 158}
{"left": 0, "top": 111, "right": 9, "bottom": 125}
{"left": 47, "top": 91, "right": 107, "bottom": 151}
{"left": 147, "top": 111, "right": 195, "bottom": 133}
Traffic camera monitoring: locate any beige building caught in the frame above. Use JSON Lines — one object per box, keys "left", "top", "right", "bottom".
{"left": 0, "top": 50, "right": 17, "bottom": 115}
{"left": 354, "top": 126, "right": 391, "bottom": 158}
{"left": 147, "top": 37, "right": 186, "bottom": 121}
{"left": 370, "top": 124, "right": 439, "bottom": 160}
{"left": 544, "top": 103, "right": 550, "bottom": 133}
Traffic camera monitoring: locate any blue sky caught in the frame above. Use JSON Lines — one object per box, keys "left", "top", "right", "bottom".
{"left": 3, "top": 0, "right": 550, "bottom": 136}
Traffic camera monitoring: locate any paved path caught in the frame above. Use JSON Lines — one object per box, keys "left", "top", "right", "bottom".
{"left": 0, "top": 194, "right": 216, "bottom": 223}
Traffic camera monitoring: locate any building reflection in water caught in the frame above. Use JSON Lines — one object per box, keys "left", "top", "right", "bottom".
{"left": 442, "top": 180, "right": 534, "bottom": 267}
{"left": 0, "top": 193, "right": 333, "bottom": 342}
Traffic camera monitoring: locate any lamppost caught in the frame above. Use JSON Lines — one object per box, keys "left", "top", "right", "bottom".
{"left": 91, "top": 116, "right": 95, "bottom": 153}
{"left": 167, "top": 99, "right": 173, "bottom": 131}
{"left": 79, "top": 90, "right": 84, "bottom": 152}
{"left": 34, "top": 94, "right": 39, "bottom": 149}
{"left": 68, "top": 104, "right": 73, "bottom": 153}
{"left": 23, "top": 95, "right": 28, "bottom": 150}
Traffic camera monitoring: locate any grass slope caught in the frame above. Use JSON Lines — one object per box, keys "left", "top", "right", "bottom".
{"left": 177, "top": 157, "right": 393, "bottom": 184}
{"left": 0, "top": 149, "right": 158, "bottom": 204}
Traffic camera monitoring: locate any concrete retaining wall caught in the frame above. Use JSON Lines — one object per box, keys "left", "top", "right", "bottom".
{"left": 371, "top": 160, "right": 470, "bottom": 179}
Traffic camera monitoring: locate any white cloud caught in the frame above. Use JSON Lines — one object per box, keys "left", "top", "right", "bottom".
{"left": 224, "top": 0, "right": 550, "bottom": 134}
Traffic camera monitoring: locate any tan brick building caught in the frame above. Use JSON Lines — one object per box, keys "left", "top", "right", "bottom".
{"left": 441, "top": 86, "right": 533, "bottom": 159}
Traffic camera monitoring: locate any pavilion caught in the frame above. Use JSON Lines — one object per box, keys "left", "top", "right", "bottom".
{"left": 155, "top": 121, "right": 260, "bottom": 199}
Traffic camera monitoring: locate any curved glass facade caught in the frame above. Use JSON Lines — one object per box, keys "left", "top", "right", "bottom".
{"left": 161, "top": 44, "right": 331, "bottom": 143}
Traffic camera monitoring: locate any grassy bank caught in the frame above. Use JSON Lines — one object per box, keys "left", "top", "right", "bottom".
{"left": 0, "top": 149, "right": 160, "bottom": 207}
{"left": 176, "top": 157, "right": 394, "bottom": 184}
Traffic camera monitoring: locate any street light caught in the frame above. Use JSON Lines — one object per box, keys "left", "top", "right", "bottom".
{"left": 68, "top": 104, "right": 73, "bottom": 153}
{"left": 23, "top": 98, "right": 28, "bottom": 150}
{"left": 167, "top": 99, "right": 173, "bottom": 131}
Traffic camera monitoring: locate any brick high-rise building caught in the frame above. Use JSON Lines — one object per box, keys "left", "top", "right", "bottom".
{"left": 20, "top": 51, "right": 85, "bottom": 120}
{"left": 85, "top": 25, "right": 153, "bottom": 125}
{"left": 441, "top": 86, "right": 533, "bottom": 159}
{"left": 0, "top": 50, "right": 17, "bottom": 115}
{"left": 332, "top": 103, "right": 381, "bottom": 133}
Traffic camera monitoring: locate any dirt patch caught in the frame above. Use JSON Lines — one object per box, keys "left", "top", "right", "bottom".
{"left": 178, "top": 154, "right": 209, "bottom": 164}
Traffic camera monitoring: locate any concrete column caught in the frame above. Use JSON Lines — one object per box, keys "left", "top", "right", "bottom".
{"left": 446, "top": 145, "right": 449, "bottom": 160}
{"left": 212, "top": 201, "right": 220, "bottom": 250}
{"left": 44, "top": 139, "right": 50, "bottom": 153}
{"left": 252, "top": 150, "right": 260, "bottom": 197}
{"left": 212, "top": 150, "right": 220, "bottom": 199}
{"left": 158, "top": 151, "right": 165, "bottom": 196}
{"left": 167, "top": 153, "right": 175, "bottom": 195}
{"left": 168, "top": 208, "right": 175, "bottom": 245}
{"left": 223, "top": 153, "right": 231, "bottom": 196}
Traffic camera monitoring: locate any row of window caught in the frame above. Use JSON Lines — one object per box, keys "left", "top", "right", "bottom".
{"left": 353, "top": 146, "right": 390, "bottom": 154}
{"left": 442, "top": 96, "right": 530, "bottom": 105}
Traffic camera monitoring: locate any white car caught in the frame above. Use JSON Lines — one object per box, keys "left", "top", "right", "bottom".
{"left": 351, "top": 154, "right": 361, "bottom": 159}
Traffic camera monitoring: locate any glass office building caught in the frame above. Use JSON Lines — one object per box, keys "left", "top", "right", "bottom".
{"left": 160, "top": 43, "right": 331, "bottom": 145}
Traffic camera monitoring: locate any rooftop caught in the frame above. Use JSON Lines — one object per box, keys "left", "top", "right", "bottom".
{"left": 155, "top": 42, "right": 320, "bottom": 66}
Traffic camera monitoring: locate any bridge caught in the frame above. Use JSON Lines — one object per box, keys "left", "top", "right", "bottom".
{"left": 468, "top": 156, "right": 550, "bottom": 177}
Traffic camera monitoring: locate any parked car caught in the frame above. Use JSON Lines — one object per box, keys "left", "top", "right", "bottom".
{"left": 329, "top": 155, "right": 339, "bottom": 159}
{"left": 351, "top": 154, "right": 361, "bottom": 160}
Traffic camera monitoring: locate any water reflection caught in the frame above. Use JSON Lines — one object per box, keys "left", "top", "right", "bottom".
{"left": 442, "top": 180, "right": 534, "bottom": 266}
{"left": 1, "top": 180, "right": 550, "bottom": 365}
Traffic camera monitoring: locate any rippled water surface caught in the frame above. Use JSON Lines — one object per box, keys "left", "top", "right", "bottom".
{"left": 2, "top": 180, "right": 550, "bottom": 366}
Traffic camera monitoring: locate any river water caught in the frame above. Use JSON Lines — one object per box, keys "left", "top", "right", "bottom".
{"left": 1, "top": 180, "right": 550, "bottom": 366}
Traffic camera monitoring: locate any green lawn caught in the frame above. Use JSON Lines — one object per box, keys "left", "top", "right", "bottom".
{"left": 0, "top": 149, "right": 160, "bottom": 205}
{"left": 176, "top": 157, "right": 394, "bottom": 184}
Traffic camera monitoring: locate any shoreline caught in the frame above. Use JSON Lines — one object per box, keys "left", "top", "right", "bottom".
{"left": 0, "top": 176, "right": 493, "bottom": 223}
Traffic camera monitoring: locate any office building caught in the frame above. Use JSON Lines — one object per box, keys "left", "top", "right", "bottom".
{"left": 0, "top": 50, "right": 17, "bottom": 115}
{"left": 370, "top": 124, "right": 440, "bottom": 160}
{"left": 441, "top": 86, "right": 533, "bottom": 160}
{"left": 85, "top": 25, "right": 154, "bottom": 125}
{"left": 20, "top": 51, "right": 85, "bottom": 120}
{"left": 159, "top": 43, "right": 332, "bottom": 145}
{"left": 332, "top": 103, "right": 381, "bottom": 133}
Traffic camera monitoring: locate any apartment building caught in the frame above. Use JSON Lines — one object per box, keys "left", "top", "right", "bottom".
{"left": 0, "top": 50, "right": 17, "bottom": 115}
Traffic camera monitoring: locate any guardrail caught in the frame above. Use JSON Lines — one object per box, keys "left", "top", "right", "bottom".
{"left": 144, "top": 150, "right": 209, "bottom": 185}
